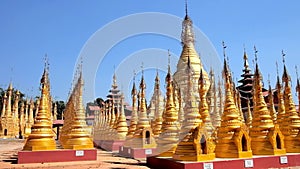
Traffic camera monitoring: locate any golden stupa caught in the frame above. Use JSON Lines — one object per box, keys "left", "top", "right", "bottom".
{"left": 62, "top": 71, "right": 94, "bottom": 150}
{"left": 0, "top": 83, "right": 17, "bottom": 138}
{"left": 199, "top": 69, "right": 214, "bottom": 136}
{"left": 173, "top": 6, "right": 210, "bottom": 104}
{"left": 208, "top": 70, "right": 221, "bottom": 129}
{"left": 12, "top": 90, "right": 20, "bottom": 138}
{"left": 115, "top": 94, "right": 128, "bottom": 140}
{"left": 276, "top": 73, "right": 285, "bottom": 128}
{"left": 249, "top": 49, "right": 285, "bottom": 155}
{"left": 215, "top": 52, "right": 252, "bottom": 158}
{"left": 280, "top": 53, "right": 300, "bottom": 153}
{"left": 130, "top": 71, "right": 156, "bottom": 149}
{"left": 156, "top": 60, "right": 180, "bottom": 157}
{"left": 23, "top": 68, "right": 56, "bottom": 151}
{"left": 148, "top": 71, "right": 164, "bottom": 138}
{"left": 126, "top": 78, "right": 138, "bottom": 138}
{"left": 173, "top": 57, "right": 215, "bottom": 161}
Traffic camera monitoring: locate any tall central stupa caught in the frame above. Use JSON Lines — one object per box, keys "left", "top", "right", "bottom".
{"left": 173, "top": 4, "right": 210, "bottom": 102}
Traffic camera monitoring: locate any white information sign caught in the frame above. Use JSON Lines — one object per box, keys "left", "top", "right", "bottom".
{"left": 203, "top": 163, "right": 214, "bottom": 169}
{"left": 145, "top": 149, "right": 152, "bottom": 155}
{"left": 244, "top": 159, "right": 254, "bottom": 168}
{"left": 75, "top": 150, "right": 84, "bottom": 157}
{"left": 280, "top": 156, "right": 288, "bottom": 164}
{"left": 128, "top": 148, "right": 131, "bottom": 154}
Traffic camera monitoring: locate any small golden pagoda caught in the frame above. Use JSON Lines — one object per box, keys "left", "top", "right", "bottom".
{"left": 23, "top": 99, "right": 31, "bottom": 138}
{"left": 12, "top": 90, "right": 20, "bottom": 137}
{"left": 173, "top": 56, "right": 215, "bottom": 161}
{"left": 131, "top": 71, "right": 156, "bottom": 149}
{"left": 156, "top": 60, "right": 180, "bottom": 157}
{"left": 115, "top": 95, "right": 128, "bottom": 140}
{"left": 148, "top": 71, "right": 164, "bottom": 138}
{"left": 280, "top": 53, "right": 300, "bottom": 153}
{"left": 276, "top": 73, "right": 285, "bottom": 128}
{"left": 126, "top": 78, "right": 138, "bottom": 139}
{"left": 249, "top": 49, "right": 285, "bottom": 155}
{"left": 208, "top": 70, "right": 221, "bottom": 129}
{"left": 23, "top": 68, "right": 56, "bottom": 151}
{"left": 199, "top": 69, "right": 214, "bottom": 136}
{"left": 215, "top": 51, "right": 252, "bottom": 158}
{"left": 62, "top": 72, "right": 94, "bottom": 150}
{"left": 0, "top": 83, "right": 16, "bottom": 138}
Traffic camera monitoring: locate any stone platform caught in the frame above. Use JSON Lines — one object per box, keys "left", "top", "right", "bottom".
{"left": 119, "top": 146, "right": 156, "bottom": 159}
{"left": 147, "top": 153, "right": 300, "bottom": 169}
{"left": 18, "top": 149, "right": 97, "bottom": 164}
{"left": 94, "top": 140, "right": 125, "bottom": 152}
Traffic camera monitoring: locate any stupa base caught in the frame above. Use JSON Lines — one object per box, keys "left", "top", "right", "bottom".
{"left": 147, "top": 153, "right": 300, "bottom": 169}
{"left": 94, "top": 140, "right": 125, "bottom": 152}
{"left": 173, "top": 153, "right": 215, "bottom": 161}
{"left": 18, "top": 149, "right": 97, "bottom": 164}
{"left": 119, "top": 146, "right": 156, "bottom": 159}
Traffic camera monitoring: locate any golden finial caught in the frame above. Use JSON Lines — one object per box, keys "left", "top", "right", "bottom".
{"left": 185, "top": 0, "right": 188, "bottom": 16}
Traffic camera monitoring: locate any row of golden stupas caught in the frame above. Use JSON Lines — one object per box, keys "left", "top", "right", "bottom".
{"left": 22, "top": 62, "right": 93, "bottom": 151}
{"left": 0, "top": 67, "right": 59, "bottom": 139}
{"left": 93, "top": 6, "right": 300, "bottom": 161}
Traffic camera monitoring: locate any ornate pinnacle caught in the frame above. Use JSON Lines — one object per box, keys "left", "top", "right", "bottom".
{"left": 181, "top": 2, "right": 194, "bottom": 46}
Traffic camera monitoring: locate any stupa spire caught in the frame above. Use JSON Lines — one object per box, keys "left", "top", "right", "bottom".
{"left": 126, "top": 72, "right": 138, "bottom": 138}
{"left": 181, "top": 0, "right": 194, "bottom": 46}
{"left": 276, "top": 62, "right": 285, "bottom": 127}
{"left": 268, "top": 79, "right": 277, "bottom": 123}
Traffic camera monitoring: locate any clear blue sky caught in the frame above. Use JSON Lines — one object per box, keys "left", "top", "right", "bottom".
{"left": 1, "top": 1, "right": 300, "bottom": 103}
